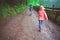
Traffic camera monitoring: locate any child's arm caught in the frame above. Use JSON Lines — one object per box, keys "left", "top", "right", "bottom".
{"left": 44, "top": 11, "right": 48, "bottom": 20}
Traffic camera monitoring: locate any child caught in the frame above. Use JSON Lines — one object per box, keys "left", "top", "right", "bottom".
{"left": 38, "top": 6, "right": 48, "bottom": 32}
{"left": 29, "top": 5, "right": 33, "bottom": 16}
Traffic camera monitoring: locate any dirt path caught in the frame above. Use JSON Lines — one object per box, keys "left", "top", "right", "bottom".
{"left": 0, "top": 8, "right": 60, "bottom": 40}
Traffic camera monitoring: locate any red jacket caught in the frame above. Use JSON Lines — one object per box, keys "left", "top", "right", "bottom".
{"left": 38, "top": 6, "right": 48, "bottom": 20}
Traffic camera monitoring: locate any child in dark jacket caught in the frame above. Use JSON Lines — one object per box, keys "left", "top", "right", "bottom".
{"left": 29, "top": 5, "right": 33, "bottom": 16}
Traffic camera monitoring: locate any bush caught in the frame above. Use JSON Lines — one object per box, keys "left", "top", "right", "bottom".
{"left": 0, "top": 3, "right": 26, "bottom": 18}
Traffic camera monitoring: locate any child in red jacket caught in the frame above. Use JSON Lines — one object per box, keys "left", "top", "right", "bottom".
{"left": 38, "top": 6, "right": 48, "bottom": 32}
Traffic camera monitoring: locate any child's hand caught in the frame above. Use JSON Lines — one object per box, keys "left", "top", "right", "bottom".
{"left": 46, "top": 18, "right": 48, "bottom": 20}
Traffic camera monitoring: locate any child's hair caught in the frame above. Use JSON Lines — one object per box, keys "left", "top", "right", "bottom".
{"left": 39, "top": 6, "right": 45, "bottom": 11}
{"left": 30, "top": 4, "right": 32, "bottom": 6}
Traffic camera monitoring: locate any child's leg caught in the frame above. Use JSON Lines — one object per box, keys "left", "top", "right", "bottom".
{"left": 38, "top": 20, "right": 43, "bottom": 32}
{"left": 30, "top": 10, "right": 32, "bottom": 16}
{"left": 39, "top": 20, "right": 43, "bottom": 28}
{"left": 39, "top": 20, "right": 40, "bottom": 28}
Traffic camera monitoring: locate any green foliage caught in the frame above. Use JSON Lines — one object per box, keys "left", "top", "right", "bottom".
{"left": 27, "top": 0, "right": 39, "bottom": 6}
{"left": 1, "top": 8, "right": 9, "bottom": 18}
{"left": 14, "top": 4, "right": 26, "bottom": 13}
{"left": 9, "top": 8, "right": 17, "bottom": 15}
{"left": 0, "top": 3, "right": 9, "bottom": 18}
{"left": 27, "top": 0, "right": 60, "bottom": 8}
{"left": 0, "top": 3, "right": 26, "bottom": 18}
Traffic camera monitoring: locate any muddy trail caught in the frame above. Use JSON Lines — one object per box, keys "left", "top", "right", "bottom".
{"left": 0, "top": 8, "right": 60, "bottom": 40}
